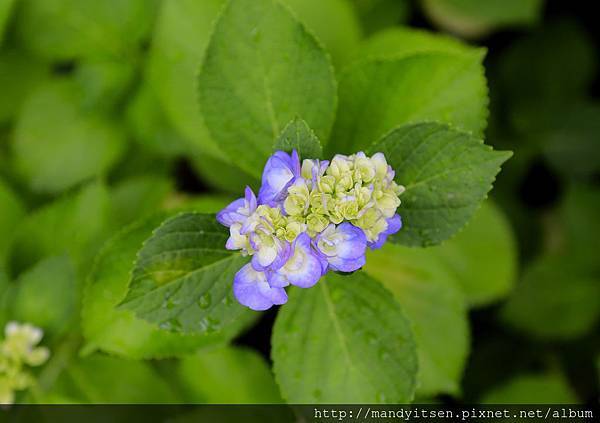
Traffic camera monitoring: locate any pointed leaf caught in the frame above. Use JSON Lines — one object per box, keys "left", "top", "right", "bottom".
{"left": 329, "top": 51, "right": 487, "bottom": 154}
{"left": 274, "top": 118, "right": 322, "bottom": 159}
{"left": 120, "top": 213, "right": 254, "bottom": 334}
{"left": 83, "top": 209, "right": 253, "bottom": 359}
{"left": 365, "top": 244, "right": 469, "bottom": 396}
{"left": 272, "top": 272, "right": 417, "bottom": 403}
{"left": 198, "top": 0, "right": 337, "bottom": 177}
{"left": 369, "top": 122, "right": 511, "bottom": 247}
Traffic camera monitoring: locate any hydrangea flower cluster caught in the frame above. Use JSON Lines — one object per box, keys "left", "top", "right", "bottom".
{"left": 0, "top": 322, "right": 50, "bottom": 404}
{"left": 217, "top": 150, "right": 404, "bottom": 310}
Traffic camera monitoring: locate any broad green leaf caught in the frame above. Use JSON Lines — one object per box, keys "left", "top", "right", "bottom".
{"left": 125, "top": 81, "right": 190, "bottom": 158}
{"left": 280, "top": 0, "right": 363, "bottom": 67}
{"left": 274, "top": 118, "right": 322, "bottom": 159}
{"left": 365, "top": 244, "right": 469, "bottom": 396}
{"left": 501, "top": 254, "right": 600, "bottom": 340}
{"left": 369, "top": 122, "right": 511, "bottom": 247}
{"left": 175, "top": 346, "right": 282, "bottom": 403}
{"left": 110, "top": 175, "right": 173, "bottom": 227}
{"left": 9, "top": 182, "right": 111, "bottom": 276}
{"left": 422, "top": 0, "right": 544, "bottom": 39}
{"left": 482, "top": 373, "right": 578, "bottom": 404}
{"left": 38, "top": 354, "right": 179, "bottom": 403}
{"left": 0, "top": 178, "right": 24, "bottom": 265}
{"left": 120, "top": 213, "right": 254, "bottom": 334}
{"left": 147, "top": 0, "right": 226, "bottom": 160}
{"left": 329, "top": 51, "right": 487, "bottom": 155}
{"left": 16, "top": 0, "right": 158, "bottom": 61}
{"left": 83, "top": 210, "right": 251, "bottom": 359}
{"left": 351, "top": 0, "right": 411, "bottom": 35}
{"left": 0, "top": 0, "right": 16, "bottom": 45}
{"left": 12, "top": 255, "right": 76, "bottom": 337}
{"left": 354, "top": 27, "right": 474, "bottom": 62}
{"left": 198, "top": 0, "right": 337, "bottom": 177}
{"left": 0, "top": 49, "right": 48, "bottom": 125}
{"left": 74, "top": 59, "right": 136, "bottom": 112}
{"left": 13, "top": 80, "right": 126, "bottom": 193}
{"left": 272, "top": 272, "right": 417, "bottom": 403}
{"left": 432, "top": 201, "right": 517, "bottom": 307}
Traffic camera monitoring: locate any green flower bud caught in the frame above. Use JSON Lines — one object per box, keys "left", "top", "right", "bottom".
{"left": 306, "top": 213, "right": 329, "bottom": 235}
{"left": 354, "top": 208, "right": 388, "bottom": 242}
{"left": 284, "top": 180, "right": 310, "bottom": 216}
{"left": 377, "top": 190, "right": 401, "bottom": 218}
{"left": 327, "top": 154, "right": 353, "bottom": 179}
{"left": 353, "top": 154, "right": 376, "bottom": 183}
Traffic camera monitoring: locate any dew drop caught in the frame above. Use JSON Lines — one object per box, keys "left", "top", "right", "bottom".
{"left": 197, "top": 293, "right": 212, "bottom": 309}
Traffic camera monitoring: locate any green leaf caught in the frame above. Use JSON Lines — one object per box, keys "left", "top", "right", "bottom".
{"left": 329, "top": 51, "right": 487, "bottom": 155}
{"left": 147, "top": 0, "right": 227, "bottom": 160}
{"left": 198, "top": 0, "right": 337, "bottom": 177}
{"left": 351, "top": 0, "right": 411, "bottom": 35}
{"left": 9, "top": 182, "right": 111, "bottom": 276}
{"left": 12, "top": 255, "right": 77, "bottom": 337}
{"left": 119, "top": 213, "right": 255, "bottom": 334}
{"left": 82, "top": 211, "right": 251, "bottom": 359}
{"left": 274, "top": 118, "right": 322, "bottom": 159}
{"left": 482, "top": 372, "right": 578, "bottom": 404}
{"left": 74, "top": 59, "right": 136, "bottom": 112}
{"left": 354, "top": 27, "right": 474, "bottom": 62}
{"left": 369, "top": 122, "right": 511, "bottom": 247}
{"left": 0, "top": 0, "right": 16, "bottom": 45}
{"left": 432, "top": 200, "right": 517, "bottom": 307}
{"left": 0, "top": 178, "right": 24, "bottom": 265}
{"left": 38, "top": 354, "right": 179, "bottom": 403}
{"left": 501, "top": 254, "right": 600, "bottom": 340}
{"left": 13, "top": 79, "right": 126, "bottom": 193}
{"left": 0, "top": 49, "right": 48, "bottom": 125}
{"left": 125, "top": 81, "right": 190, "bottom": 158}
{"left": 272, "top": 272, "right": 417, "bottom": 403}
{"left": 175, "top": 346, "right": 282, "bottom": 403}
{"left": 422, "top": 0, "right": 544, "bottom": 39}
{"left": 365, "top": 244, "right": 469, "bottom": 397}
{"left": 280, "top": 0, "right": 363, "bottom": 67}
{"left": 110, "top": 175, "right": 173, "bottom": 227}
{"left": 16, "top": 0, "right": 158, "bottom": 61}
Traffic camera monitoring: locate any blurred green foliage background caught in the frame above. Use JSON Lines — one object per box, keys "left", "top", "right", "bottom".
{"left": 0, "top": 0, "right": 599, "bottom": 406}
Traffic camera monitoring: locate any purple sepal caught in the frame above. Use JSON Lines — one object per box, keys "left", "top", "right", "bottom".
{"left": 268, "top": 233, "right": 326, "bottom": 289}
{"left": 368, "top": 214, "right": 402, "bottom": 250}
{"left": 250, "top": 237, "right": 292, "bottom": 272}
{"left": 315, "top": 223, "right": 367, "bottom": 272}
{"left": 233, "top": 263, "right": 288, "bottom": 311}
{"left": 216, "top": 186, "right": 257, "bottom": 227}
{"left": 257, "top": 150, "right": 301, "bottom": 206}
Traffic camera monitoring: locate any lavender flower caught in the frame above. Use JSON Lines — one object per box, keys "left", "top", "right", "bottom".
{"left": 217, "top": 149, "right": 404, "bottom": 311}
{"left": 314, "top": 223, "right": 367, "bottom": 272}
{"left": 258, "top": 150, "right": 301, "bottom": 206}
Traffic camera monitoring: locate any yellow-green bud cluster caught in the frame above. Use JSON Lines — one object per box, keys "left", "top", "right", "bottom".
{"left": 284, "top": 152, "right": 405, "bottom": 241}
{"left": 0, "top": 322, "right": 50, "bottom": 404}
